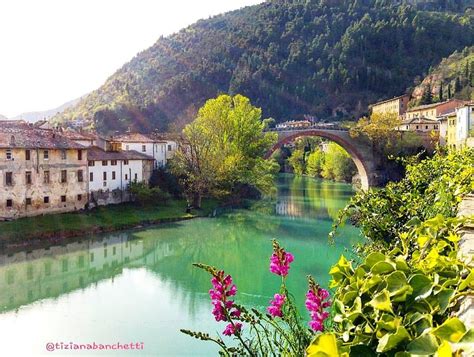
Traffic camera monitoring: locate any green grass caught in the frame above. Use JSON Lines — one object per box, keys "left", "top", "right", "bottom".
{"left": 0, "top": 199, "right": 218, "bottom": 243}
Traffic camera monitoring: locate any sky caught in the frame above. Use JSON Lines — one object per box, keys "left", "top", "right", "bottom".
{"left": 0, "top": 0, "right": 263, "bottom": 118}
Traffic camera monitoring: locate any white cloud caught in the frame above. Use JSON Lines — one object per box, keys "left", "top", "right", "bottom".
{"left": 0, "top": 0, "right": 262, "bottom": 117}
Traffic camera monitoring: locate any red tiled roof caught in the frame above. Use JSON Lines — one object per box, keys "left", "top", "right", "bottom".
{"left": 0, "top": 127, "right": 85, "bottom": 149}
{"left": 112, "top": 132, "right": 155, "bottom": 143}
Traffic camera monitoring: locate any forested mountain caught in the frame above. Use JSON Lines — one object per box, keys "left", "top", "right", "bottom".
{"left": 411, "top": 46, "right": 474, "bottom": 105}
{"left": 54, "top": 0, "right": 474, "bottom": 134}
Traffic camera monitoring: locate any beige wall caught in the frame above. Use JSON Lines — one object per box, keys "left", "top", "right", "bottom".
{"left": 0, "top": 148, "right": 88, "bottom": 220}
{"left": 371, "top": 96, "right": 409, "bottom": 117}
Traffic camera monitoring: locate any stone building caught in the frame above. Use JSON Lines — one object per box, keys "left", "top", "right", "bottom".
{"left": 369, "top": 94, "right": 410, "bottom": 118}
{"left": 0, "top": 126, "right": 88, "bottom": 220}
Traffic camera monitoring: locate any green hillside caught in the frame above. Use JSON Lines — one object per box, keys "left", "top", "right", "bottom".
{"left": 411, "top": 46, "right": 474, "bottom": 105}
{"left": 54, "top": 0, "right": 474, "bottom": 133}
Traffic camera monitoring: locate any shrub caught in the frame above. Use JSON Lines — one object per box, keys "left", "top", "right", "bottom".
{"left": 129, "top": 181, "right": 171, "bottom": 206}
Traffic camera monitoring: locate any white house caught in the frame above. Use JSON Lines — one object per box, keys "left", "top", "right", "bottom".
{"left": 87, "top": 146, "right": 154, "bottom": 206}
{"left": 112, "top": 133, "right": 167, "bottom": 169}
{"left": 455, "top": 104, "right": 474, "bottom": 149}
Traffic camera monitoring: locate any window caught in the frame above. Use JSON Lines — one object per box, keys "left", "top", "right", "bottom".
{"left": 6, "top": 149, "right": 12, "bottom": 160}
{"left": 134, "top": 173, "right": 138, "bottom": 181}
{"left": 5, "top": 172, "right": 13, "bottom": 186}
{"left": 168, "top": 144, "right": 172, "bottom": 151}
{"left": 111, "top": 160, "right": 117, "bottom": 166}
{"left": 25, "top": 171, "right": 32, "bottom": 185}
{"left": 103, "top": 172, "right": 107, "bottom": 181}
{"left": 6, "top": 199, "right": 12, "bottom": 208}
{"left": 25, "top": 150, "right": 31, "bottom": 161}
{"left": 61, "top": 170, "right": 67, "bottom": 183}
{"left": 112, "top": 171, "right": 116, "bottom": 180}
{"left": 102, "top": 160, "right": 108, "bottom": 166}
{"left": 77, "top": 194, "right": 82, "bottom": 201}
{"left": 123, "top": 160, "right": 129, "bottom": 165}
{"left": 44, "top": 196, "right": 49, "bottom": 204}
{"left": 78, "top": 150, "right": 83, "bottom": 160}
{"left": 425, "top": 126, "right": 428, "bottom": 130}
{"left": 61, "top": 150, "right": 67, "bottom": 160}
{"left": 103, "top": 181, "right": 107, "bottom": 187}
{"left": 88, "top": 161, "right": 95, "bottom": 167}
{"left": 44, "top": 170, "right": 50, "bottom": 184}
{"left": 142, "top": 145, "right": 146, "bottom": 152}
{"left": 125, "top": 174, "right": 128, "bottom": 180}
{"left": 61, "top": 195, "right": 66, "bottom": 203}
{"left": 77, "top": 170, "right": 84, "bottom": 182}
{"left": 416, "top": 125, "right": 419, "bottom": 130}
{"left": 90, "top": 172, "right": 94, "bottom": 182}
{"left": 43, "top": 150, "right": 49, "bottom": 160}
{"left": 125, "top": 145, "right": 129, "bottom": 150}
{"left": 26, "top": 198, "right": 32, "bottom": 205}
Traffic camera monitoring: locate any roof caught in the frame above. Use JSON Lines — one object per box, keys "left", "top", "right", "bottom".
{"left": 401, "top": 117, "right": 439, "bottom": 125}
{"left": 87, "top": 146, "right": 154, "bottom": 161}
{"left": 0, "top": 127, "right": 86, "bottom": 149}
{"left": 112, "top": 132, "right": 155, "bottom": 143}
{"left": 370, "top": 94, "right": 410, "bottom": 107}
{"left": 407, "top": 99, "right": 467, "bottom": 112}
{"left": 60, "top": 129, "right": 99, "bottom": 141}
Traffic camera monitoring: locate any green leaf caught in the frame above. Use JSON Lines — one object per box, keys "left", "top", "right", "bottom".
{"left": 376, "top": 326, "right": 410, "bottom": 353}
{"left": 431, "top": 317, "right": 466, "bottom": 343}
{"left": 459, "top": 269, "right": 474, "bottom": 291}
{"left": 349, "top": 345, "right": 376, "bottom": 357}
{"left": 365, "top": 252, "right": 386, "bottom": 268}
{"left": 307, "top": 333, "right": 341, "bottom": 357}
{"left": 408, "top": 274, "right": 433, "bottom": 301}
{"left": 459, "top": 328, "right": 474, "bottom": 343}
{"left": 434, "top": 288, "right": 454, "bottom": 314}
{"left": 406, "top": 333, "right": 439, "bottom": 355}
{"left": 369, "top": 289, "right": 393, "bottom": 313}
{"left": 370, "top": 261, "right": 395, "bottom": 275}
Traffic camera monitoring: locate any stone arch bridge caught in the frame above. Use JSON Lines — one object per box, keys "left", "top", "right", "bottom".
{"left": 265, "top": 127, "right": 384, "bottom": 190}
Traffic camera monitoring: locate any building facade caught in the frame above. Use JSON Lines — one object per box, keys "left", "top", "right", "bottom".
{"left": 112, "top": 133, "right": 168, "bottom": 169}
{"left": 405, "top": 99, "right": 467, "bottom": 120}
{"left": 87, "top": 146, "right": 154, "bottom": 206}
{"left": 0, "top": 126, "right": 88, "bottom": 220}
{"left": 370, "top": 94, "right": 410, "bottom": 118}
{"left": 455, "top": 104, "right": 474, "bottom": 149}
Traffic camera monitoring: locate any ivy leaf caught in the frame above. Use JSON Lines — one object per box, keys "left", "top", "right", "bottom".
{"left": 431, "top": 317, "right": 466, "bottom": 343}
{"left": 376, "top": 326, "right": 410, "bottom": 353}
{"left": 369, "top": 289, "right": 393, "bottom": 313}
{"left": 408, "top": 274, "right": 432, "bottom": 301}
{"left": 371, "top": 261, "right": 395, "bottom": 275}
{"left": 406, "top": 333, "right": 439, "bottom": 355}
{"left": 306, "top": 333, "right": 342, "bottom": 357}
{"left": 365, "top": 252, "right": 386, "bottom": 268}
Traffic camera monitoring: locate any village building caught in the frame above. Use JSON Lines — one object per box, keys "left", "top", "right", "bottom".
{"left": 0, "top": 126, "right": 88, "bottom": 220}
{"left": 454, "top": 103, "right": 474, "bottom": 149}
{"left": 405, "top": 99, "right": 467, "bottom": 120}
{"left": 111, "top": 132, "right": 168, "bottom": 169}
{"left": 369, "top": 94, "right": 410, "bottom": 118}
{"left": 436, "top": 111, "right": 454, "bottom": 147}
{"left": 397, "top": 117, "right": 440, "bottom": 132}
{"left": 87, "top": 146, "right": 154, "bottom": 206}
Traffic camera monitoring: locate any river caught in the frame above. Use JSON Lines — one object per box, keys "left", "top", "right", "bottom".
{"left": 0, "top": 174, "right": 360, "bottom": 356}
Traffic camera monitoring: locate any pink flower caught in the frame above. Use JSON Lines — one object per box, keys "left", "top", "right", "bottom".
{"left": 267, "top": 293, "right": 286, "bottom": 317}
{"left": 269, "top": 240, "right": 294, "bottom": 277}
{"left": 208, "top": 270, "right": 243, "bottom": 335}
{"left": 305, "top": 276, "right": 331, "bottom": 332}
{"left": 223, "top": 322, "right": 242, "bottom": 336}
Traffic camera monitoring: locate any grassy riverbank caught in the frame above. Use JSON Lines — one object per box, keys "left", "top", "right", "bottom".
{"left": 0, "top": 199, "right": 218, "bottom": 244}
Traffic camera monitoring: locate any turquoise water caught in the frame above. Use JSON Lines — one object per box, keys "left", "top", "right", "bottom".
{"left": 0, "top": 174, "right": 360, "bottom": 356}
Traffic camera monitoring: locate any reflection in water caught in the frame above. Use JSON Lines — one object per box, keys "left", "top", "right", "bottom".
{"left": 0, "top": 174, "right": 361, "bottom": 356}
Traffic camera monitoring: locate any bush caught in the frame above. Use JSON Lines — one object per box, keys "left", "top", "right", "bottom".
{"left": 149, "top": 167, "right": 182, "bottom": 198}
{"left": 129, "top": 181, "right": 171, "bottom": 206}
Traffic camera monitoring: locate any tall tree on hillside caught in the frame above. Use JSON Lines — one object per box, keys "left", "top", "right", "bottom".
{"left": 438, "top": 82, "right": 444, "bottom": 102}
{"left": 170, "top": 94, "right": 278, "bottom": 207}
{"left": 420, "top": 83, "right": 433, "bottom": 104}
{"left": 448, "top": 83, "right": 452, "bottom": 98}
{"left": 455, "top": 76, "right": 462, "bottom": 93}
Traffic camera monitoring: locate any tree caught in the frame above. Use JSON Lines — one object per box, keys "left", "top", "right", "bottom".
{"left": 438, "top": 82, "right": 443, "bottom": 102}
{"left": 287, "top": 149, "right": 305, "bottom": 176}
{"left": 420, "top": 83, "right": 433, "bottom": 104}
{"left": 320, "top": 143, "right": 356, "bottom": 182}
{"left": 170, "top": 94, "right": 278, "bottom": 207}
{"left": 306, "top": 149, "right": 325, "bottom": 177}
{"left": 448, "top": 83, "right": 452, "bottom": 98}
{"left": 349, "top": 112, "right": 402, "bottom": 154}
{"left": 455, "top": 76, "right": 462, "bottom": 93}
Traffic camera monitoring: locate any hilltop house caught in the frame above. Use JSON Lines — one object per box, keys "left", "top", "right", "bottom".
{"left": 0, "top": 126, "right": 88, "bottom": 220}
{"left": 405, "top": 99, "right": 467, "bottom": 120}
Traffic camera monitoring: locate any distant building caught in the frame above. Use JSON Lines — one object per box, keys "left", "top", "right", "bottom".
{"left": 275, "top": 120, "right": 312, "bottom": 130}
{"left": 436, "top": 111, "right": 454, "bottom": 147}
{"left": 0, "top": 127, "right": 88, "bottom": 220}
{"left": 405, "top": 99, "right": 467, "bottom": 120}
{"left": 397, "top": 117, "right": 440, "bottom": 132}
{"left": 370, "top": 94, "right": 410, "bottom": 118}
{"left": 87, "top": 146, "right": 154, "bottom": 206}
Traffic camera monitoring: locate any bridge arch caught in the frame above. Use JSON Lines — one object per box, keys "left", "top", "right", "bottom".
{"left": 265, "top": 129, "right": 377, "bottom": 190}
